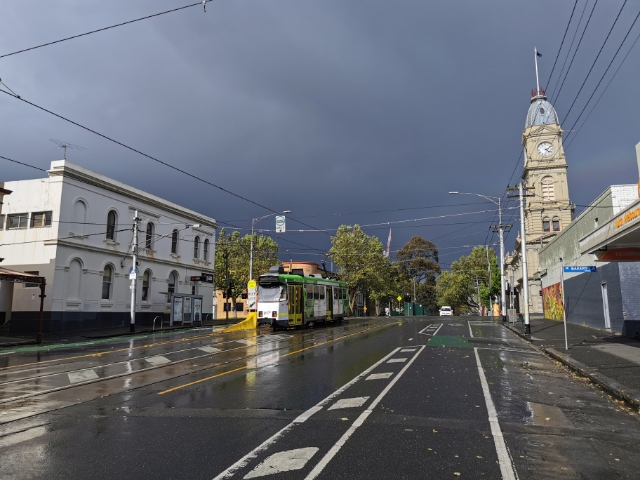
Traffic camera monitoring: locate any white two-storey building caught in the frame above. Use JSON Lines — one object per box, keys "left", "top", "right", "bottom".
{"left": 0, "top": 160, "right": 217, "bottom": 334}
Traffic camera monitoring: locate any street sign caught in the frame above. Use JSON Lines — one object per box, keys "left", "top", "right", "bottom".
{"left": 247, "top": 279, "right": 257, "bottom": 309}
{"left": 275, "top": 215, "right": 286, "bottom": 233}
{"left": 190, "top": 273, "right": 214, "bottom": 283}
{"left": 129, "top": 268, "right": 138, "bottom": 274}
{"left": 128, "top": 273, "right": 137, "bottom": 280}
{"left": 563, "top": 266, "right": 596, "bottom": 273}
{"left": 397, "top": 295, "right": 403, "bottom": 302}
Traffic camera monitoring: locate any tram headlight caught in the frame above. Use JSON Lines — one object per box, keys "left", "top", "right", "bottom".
{"left": 272, "top": 311, "right": 277, "bottom": 318}
{"left": 258, "top": 311, "right": 263, "bottom": 317}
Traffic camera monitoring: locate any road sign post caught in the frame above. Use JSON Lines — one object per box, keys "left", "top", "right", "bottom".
{"left": 247, "top": 279, "right": 257, "bottom": 311}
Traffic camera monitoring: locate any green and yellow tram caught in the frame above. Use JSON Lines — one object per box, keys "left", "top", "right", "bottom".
{"left": 257, "top": 267, "right": 349, "bottom": 329}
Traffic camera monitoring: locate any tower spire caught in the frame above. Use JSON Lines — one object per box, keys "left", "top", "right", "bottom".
{"left": 534, "top": 47, "right": 540, "bottom": 93}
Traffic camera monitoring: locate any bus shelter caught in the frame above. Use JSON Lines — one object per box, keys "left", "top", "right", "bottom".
{"left": 161, "top": 292, "right": 204, "bottom": 326}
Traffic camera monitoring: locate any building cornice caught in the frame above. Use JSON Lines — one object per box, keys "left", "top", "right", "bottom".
{"left": 48, "top": 161, "right": 218, "bottom": 229}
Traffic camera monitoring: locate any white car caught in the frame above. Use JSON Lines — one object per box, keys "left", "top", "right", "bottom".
{"left": 439, "top": 306, "right": 453, "bottom": 316}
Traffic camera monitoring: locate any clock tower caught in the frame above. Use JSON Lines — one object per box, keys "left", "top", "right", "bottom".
{"left": 519, "top": 87, "right": 573, "bottom": 313}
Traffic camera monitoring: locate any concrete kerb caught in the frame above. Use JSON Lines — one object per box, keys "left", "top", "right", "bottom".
{"left": 497, "top": 320, "right": 640, "bottom": 411}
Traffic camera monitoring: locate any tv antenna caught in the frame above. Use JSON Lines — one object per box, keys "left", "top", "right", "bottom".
{"left": 50, "top": 139, "right": 86, "bottom": 160}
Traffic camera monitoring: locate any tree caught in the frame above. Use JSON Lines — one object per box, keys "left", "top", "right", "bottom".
{"left": 215, "top": 229, "right": 280, "bottom": 315}
{"left": 396, "top": 236, "right": 440, "bottom": 313}
{"left": 436, "top": 247, "right": 500, "bottom": 313}
{"left": 328, "top": 225, "right": 388, "bottom": 315}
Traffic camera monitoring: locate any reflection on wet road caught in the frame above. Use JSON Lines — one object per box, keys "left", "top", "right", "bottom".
{"left": 1, "top": 317, "right": 640, "bottom": 479}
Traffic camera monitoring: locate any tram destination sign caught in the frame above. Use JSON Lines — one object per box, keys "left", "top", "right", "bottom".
{"left": 563, "top": 266, "right": 596, "bottom": 273}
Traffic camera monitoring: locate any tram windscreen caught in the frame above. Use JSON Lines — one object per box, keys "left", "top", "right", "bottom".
{"left": 258, "top": 285, "right": 286, "bottom": 302}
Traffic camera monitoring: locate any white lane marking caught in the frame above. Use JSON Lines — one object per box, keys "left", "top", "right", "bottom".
{"left": 387, "top": 358, "right": 407, "bottom": 363}
{"left": 67, "top": 369, "right": 98, "bottom": 384}
{"left": 234, "top": 339, "right": 256, "bottom": 345}
{"left": 468, "top": 321, "right": 474, "bottom": 338}
{"left": 145, "top": 355, "right": 171, "bottom": 366}
{"left": 473, "top": 348, "right": 518, "bottom": 480}
{"left": 400, "top": 348, "right": 416, "bottom": 353}
{"left": 365, "top": 372, "right": 393, "bottom": 380}
{"left": 199, "top": 346, "right": 222, "bottom": 354}
{"left": 0, "top": 425, "right": 47, "bottom": 448}
{"left": 408, "top": 338, "right": 413, "bottom": 341}
{"left": 418, "top": 323, "right": 443, "bottom": 336}
{"left": 244, "top": 448, "right": 319, "bottom": 479}
{"left": 328, "top": 397, "right": 369, "bottom": 411}
{"left": 305, "top": 345, "right": 426, "bottom": 480}
{"left": 212, "top": 347, "right": 403, "bottom": 480}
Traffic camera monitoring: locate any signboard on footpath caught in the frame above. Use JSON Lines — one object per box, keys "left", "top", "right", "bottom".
{"left": 247, "top": 279, "right": 257, "bottom": 309}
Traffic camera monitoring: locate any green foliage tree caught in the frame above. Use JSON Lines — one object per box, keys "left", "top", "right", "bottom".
{"left": 436, "top": 246, "right": 500, "bottom": 313}
{"left": 328, "top": 225, "right": 389, "bottom": 315}
{"left": 215, "top": 229, "right": 280, "bottom": 315}
{"left": 396, "top": 236, "right": 440, "bottom": 313}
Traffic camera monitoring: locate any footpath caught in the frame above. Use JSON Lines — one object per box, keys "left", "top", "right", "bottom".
{"left": 503, "top": 317, "right": 640, "bottom": 409}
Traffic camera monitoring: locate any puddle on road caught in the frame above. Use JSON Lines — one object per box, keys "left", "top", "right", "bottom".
{"left": 525, "top": 402, "right": 572, "bottom": 427}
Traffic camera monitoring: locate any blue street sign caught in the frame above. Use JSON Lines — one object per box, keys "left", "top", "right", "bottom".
{"left": 563, "top": 266, "right": 596, "bottom": 273}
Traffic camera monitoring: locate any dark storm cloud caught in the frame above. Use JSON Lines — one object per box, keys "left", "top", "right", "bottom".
{"left": 2, "top": 0, "right": 640, "bottom": 263}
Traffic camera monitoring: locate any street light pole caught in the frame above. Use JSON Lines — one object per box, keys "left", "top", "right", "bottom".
{"left": 518, "top": 182, "right": 531, "bottom": 335}
{"left": 449, "top": 192, "right": 509, "bottom": 320}
{"left": 250, "top": 210, "right": 291, "bottom": 282}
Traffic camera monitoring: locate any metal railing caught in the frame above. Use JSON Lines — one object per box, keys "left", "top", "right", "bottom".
{"left": 152, "top": 315, "right": 164, "bottom": 332}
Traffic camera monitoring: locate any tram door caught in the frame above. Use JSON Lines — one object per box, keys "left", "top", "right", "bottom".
{"left": 288, "top": 285, "right": 303, "bottom": 325}
{"left": 326, "top": 286, "right": 333, "bottom": 321}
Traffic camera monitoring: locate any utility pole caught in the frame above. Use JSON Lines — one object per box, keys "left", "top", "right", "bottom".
{"left": 490, "top": 199, "right": 512, "bottom": 322}
{"left": 224, "top": 247, "right": 230, "bottom": 321}
{"left": 559, "top": 257, "right": 569, "bottom": 351}
{"left": 130, "top": 210, "right": 140, "bottom": 333}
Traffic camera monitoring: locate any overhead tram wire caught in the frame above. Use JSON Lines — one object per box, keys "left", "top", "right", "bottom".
{"left": 0, "top": 154, "right": 47, "bottom": 172}
{"left": 561, "top": 0, "right": 630, "bottom": 123}
{"left": 566, "top": 27, "right": 640, "bottom": 149}
{"left": 0, "top": 1, "right": 213, "bottom": 60}
{"left": 549, "top": 0, "right": 590, "bottom": 99}
{"left": 546, "top": 0, "right": 581, "bottom": 91}
{"left": 564, "top": 5, "right": 640, "bottom": 143}
{"left": 0, "top": 88, "right": 330, "bottom": 238}
{"left": 553, "top": 0, "right": 599, "bottom": 104}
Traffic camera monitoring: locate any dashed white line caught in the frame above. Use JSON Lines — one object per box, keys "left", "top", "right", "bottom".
{"left": 244, "top": 447, "right": 319, "bottom": 478}
{"left": 212, "top": 347, "right": 402, "bottom": 479}
{"left": 365, "top": 373, "right": 393, "bottom": 380}
{"left": 305, "top": 345, "right": 427, "bottom": 480}
{"left": 473, "top": 348, "right": 518, "bottom": 480}
{"left": 387, "top": 358, "right": 407, "bottom": 363}
{"left": 400, "top": 348, "right": 416, "bottom": 353}
{"left": 468, "top": 321, "right": 474, "bottom": 338}
{"left": 67, "top": 369, "right": 98, "bottom": 384}
{"left": 145, "top": 356, "right": 171, "bottom": 366}
{"left": 328, "top": 397, "right": 369, "bottom": 411}
{"left": 199, "top": 346, "right": 222, "bottom": 354}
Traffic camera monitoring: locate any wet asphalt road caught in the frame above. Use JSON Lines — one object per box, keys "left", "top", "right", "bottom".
{"left": 1, "top": 316, "right": 640, "bottom": 479}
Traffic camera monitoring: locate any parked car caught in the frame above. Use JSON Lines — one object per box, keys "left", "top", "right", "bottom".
{"left": 439, "top": 306, "right": 453, "bottom": 316}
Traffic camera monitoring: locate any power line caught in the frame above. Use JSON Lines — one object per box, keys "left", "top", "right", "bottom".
{"left": 0, "top": 154, "right": 47, "bottom": 172}
{"left": 0, "top": 1, "right": 212, "bottom": 60}
{"left": 546, "top": 0, "right": 580, "bottom": 90}
{"left": 562, "top": 0, "right": 629, "bottom": 123}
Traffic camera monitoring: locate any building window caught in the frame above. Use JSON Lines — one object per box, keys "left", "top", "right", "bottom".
{"left": 102, "top": 265, "right": 113, "bottom": 300}
{"left": 145, "top": 222, "right": 154, "bottom": 250}
{"left": 552, "top": 217, "right": 561, "bottom": 232}
{"left": 106, "top": 210, "right": 117, "bottom": 240}
{"left": 7, "top": 213, "right": 28, "bottom": 229}
{"left": 541, "top": 177, "right": 555, "bottom": 201}
{"left": 542, "top": 218, "right": 550, "bottom": 232}
{"left": 142, "top": 270, "right": 151, "bottom": 302}
{"left": 171, "top": 229, "right": 179, "bottom": 254}
{"left": 203, "top": 239, "right": 209, "bottom": 261}
{"left": 24, "top": 271, "right": 40, "bottom": 288}
{"left": 168, "top": 271, "right": 178, "bottom": 294}
{"left": 0, "top": 214, "right": 4, "bottom": 229}
{"left": 194, "top": 236, "right": 200, "bottom": 259}
{"left": 31, "top": 211, "right": 52, "bottom": 228}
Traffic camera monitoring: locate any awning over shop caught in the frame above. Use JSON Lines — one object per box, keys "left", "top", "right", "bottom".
{"left": 580, "top": 199, "right": 640, "bottom": 260}
{"left": 0, "top": 267, "right": 45, "bottom": 284}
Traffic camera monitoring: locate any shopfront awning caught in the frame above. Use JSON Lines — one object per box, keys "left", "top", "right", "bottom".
{"left": 580, "top": 198, "right": 640, "bottom": 260}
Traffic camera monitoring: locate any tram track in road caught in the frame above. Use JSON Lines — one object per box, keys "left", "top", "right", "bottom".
{"left": 0, "top": 319, "right": 406, "bottom": 423}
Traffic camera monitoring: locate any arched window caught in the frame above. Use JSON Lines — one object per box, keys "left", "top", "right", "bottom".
{"left": 171, "top": 229, "right": 179, "bottom": 254}
{"left": 203, "top": 238, "right": 210, "bottom": 261}
{"left": 102, "top": 265, "right": 113, "bottom": 300}
{"left": 145, "top": 222, "right": 154, "bottom": 250}
{"left": 67, "top": 259, "right": 83, "bottom": 300}
{"left": 142, "top": 270, "right": 151, "bottom": 302}
{"left": 541, "top": 177, "right": 555, "bottom": 201}
{"left": 552, "top": 217, "right": 561, "bottom": 232}
{"left": 106, "top": 210, "right": 117, "bottom": 240}
{"left": 194, "top": 236, "right": 200, "bottom": 259}
{"left": 542, "top": 217, "right": 550, "bottom": 232}
{"left": 168, "top": 271, "right": 178, "bottom": 294}
{"left": 73, "top": 200, "right": 87, "bottom": 236}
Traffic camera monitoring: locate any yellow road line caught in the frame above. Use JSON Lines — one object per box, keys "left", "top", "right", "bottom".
{"left": 158, "top": 322, "right": 399, "bottom": 395}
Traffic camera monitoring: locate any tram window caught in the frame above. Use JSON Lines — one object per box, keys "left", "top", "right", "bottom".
{"left": 319, "top": 286, "right": 325, "bottom": 300}
{"left": 280, "top": 288, "right": 287, "bottom": 300}
{"left": 314, "top": 285, "right": 319, "bottom": 300}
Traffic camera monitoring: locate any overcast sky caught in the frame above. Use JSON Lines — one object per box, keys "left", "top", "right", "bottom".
{"left": 2, "top": 0, "right": 640, "bottom": 268}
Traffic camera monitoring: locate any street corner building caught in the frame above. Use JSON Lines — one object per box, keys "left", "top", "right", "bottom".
{"left": 0, "top": 160, "right": 217, "bottom": 334}
{"left": 538, "top": 142, "right": 640, "bottom": 334}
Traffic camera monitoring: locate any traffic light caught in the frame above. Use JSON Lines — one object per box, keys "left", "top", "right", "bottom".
{"left": 403, "top": 294, "right": 412, "bottom": 302}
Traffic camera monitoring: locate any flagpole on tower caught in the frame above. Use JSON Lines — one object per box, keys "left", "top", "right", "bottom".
{"left": 534, "top": 47, "right": 541, "bottom": 93}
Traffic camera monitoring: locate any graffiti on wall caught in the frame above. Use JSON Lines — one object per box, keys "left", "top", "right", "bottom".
{"left": 542, "top": 282, "right": 564, "bottom": 320}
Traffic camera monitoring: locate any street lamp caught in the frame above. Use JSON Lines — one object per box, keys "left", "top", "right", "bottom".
{"left": 449, "top": 191, "right": 507, "bottom": 320}
{"left": 250, "top": 210, "right": 291, "bottom": 281}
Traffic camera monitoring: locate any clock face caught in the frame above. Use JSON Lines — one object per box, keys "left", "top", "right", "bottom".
{"left": 537, "top": 141, "right": 554, "bottom": 158}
